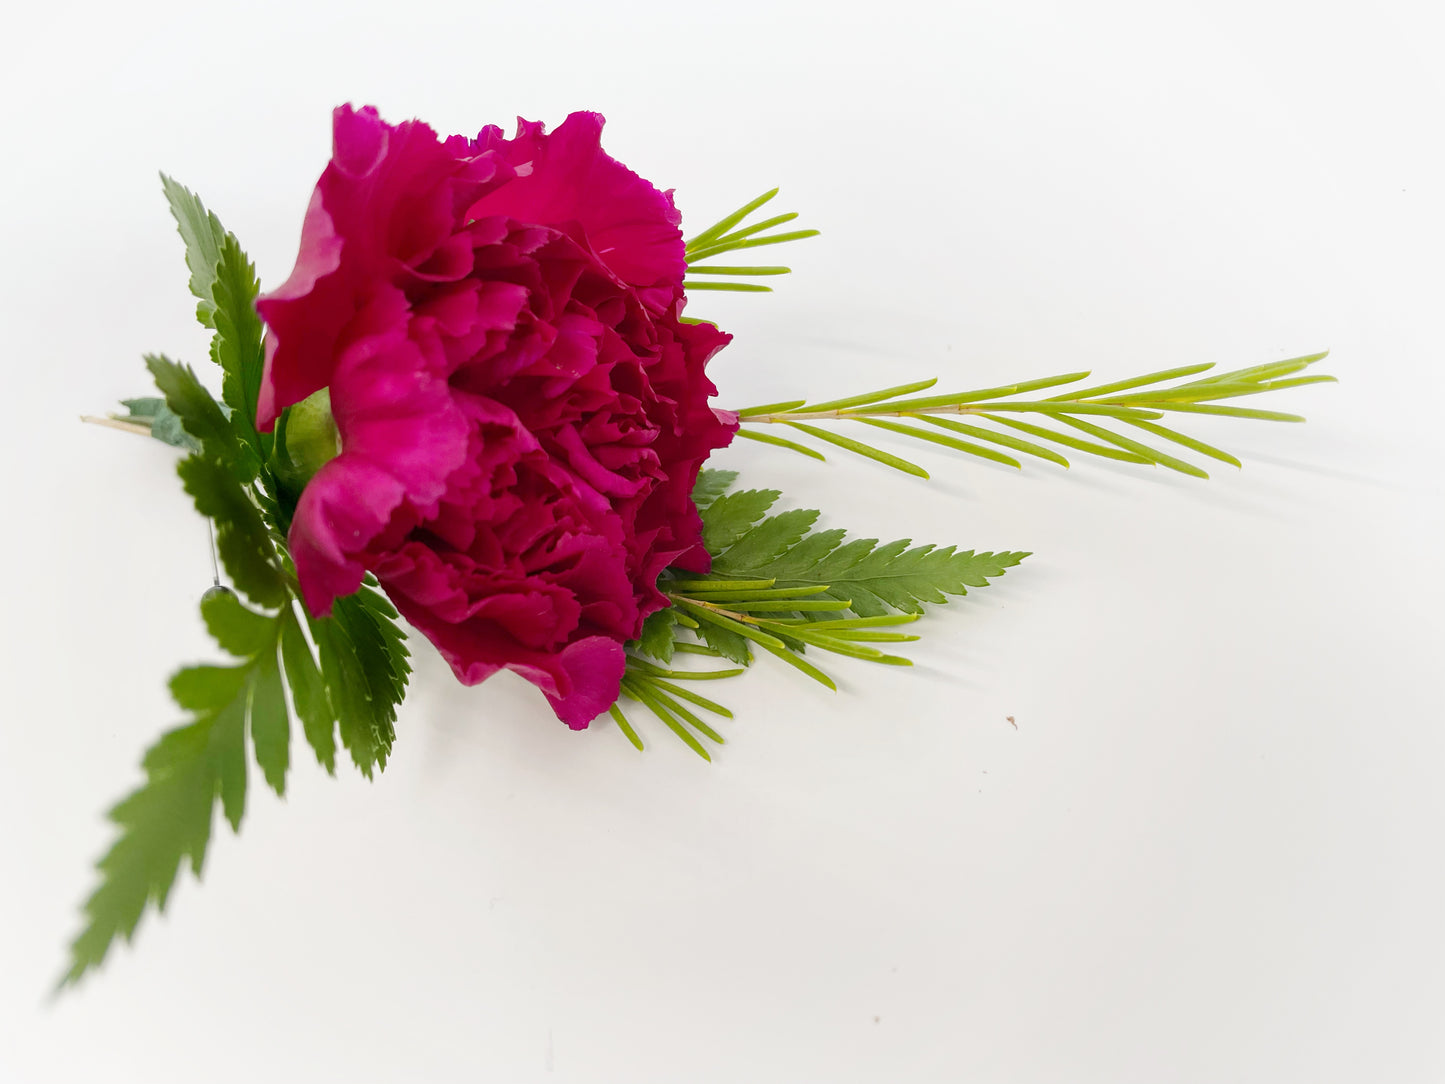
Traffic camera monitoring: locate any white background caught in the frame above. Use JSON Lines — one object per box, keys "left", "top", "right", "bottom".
{"left": 2, "top": 1, "right": 1442, "bottom": 1081}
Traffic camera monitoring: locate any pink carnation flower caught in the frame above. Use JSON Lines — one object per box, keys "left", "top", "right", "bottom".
{"left": 256, "top": 106, "right": 736, "bottom": 728}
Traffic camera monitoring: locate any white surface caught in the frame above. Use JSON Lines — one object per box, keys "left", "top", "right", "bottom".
{"left": 2, "top": 2, "right": 1443, "bottom": 1081}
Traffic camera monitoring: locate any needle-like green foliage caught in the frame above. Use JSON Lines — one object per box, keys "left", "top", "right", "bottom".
{"left": 734, "top": 353, "right": 1335, "bottom": 478}
{"left": 683, "top": 188, "right": 818, "bottom": 294}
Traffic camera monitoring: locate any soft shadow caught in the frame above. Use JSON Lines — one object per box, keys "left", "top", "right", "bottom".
{"left": 1224, "top": 448, "right": 1400, "bottom": 491}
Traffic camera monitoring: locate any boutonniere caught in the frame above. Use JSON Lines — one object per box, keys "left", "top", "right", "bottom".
{"left": 63, "top": 105, "right": 1331, "bottom": 987}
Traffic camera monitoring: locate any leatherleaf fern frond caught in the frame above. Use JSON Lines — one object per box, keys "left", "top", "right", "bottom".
{"left": 614, "top": 471, "right": 1025, "bottom": 758}
{"left": 733, "top": 352, "right": 1335, "bottom": 478}
{"left": 62, "top": 368, "right": 413, "bottom": 989}
{"left": 60, "top": 589, "right": 287, "bottom": 988}
{"left": 162, "top": 175, "right": 269, "bottom": 458}
{"left": 62, "top": 183, "right": 412, "bottom": 989}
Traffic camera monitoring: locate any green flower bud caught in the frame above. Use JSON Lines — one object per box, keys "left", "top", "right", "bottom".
{"left": 279, "top": 388, "right": 340, "bottom": 486}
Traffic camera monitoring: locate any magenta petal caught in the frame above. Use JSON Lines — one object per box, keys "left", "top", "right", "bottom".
{"left": 289, "top": 456, "right": 408, "bottom": 616}
{"left": 255, "top": 188, "right": 346, "bottom": 430}
{"left": 257, "top": 104, "right": 514, "bottom": 428}
{"left": 328, "top": 288, "right": 471, "bottom": 514}
{"left": 538, "top": 637, "right": 627, "bottom": 729}
{"left": 468, "top": 113, "right": 685, "bottom": 302}
{"left": 388, "top": 586, "right": 625, "bottom": 729}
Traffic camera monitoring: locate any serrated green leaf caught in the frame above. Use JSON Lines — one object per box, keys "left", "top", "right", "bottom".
{"left": 150, "top": 407, "right": 199, "bottom": 451}
{"left": 306, "top": 587, "right": 409, "bottom": 778}
{"left": 695, "top": 622, "right": 752, "bottom": 665}
{"left": 168, "top": 665, "right": 248, "bottom": 713}
{"left": 161, "top": 174, "right": 228, "bottom": 329}
{"left": 700, "top": 488, "right": 780, "bottom": 552}
{"left": 59, "top": 577, "right": 288, "bottom": 989}
{"left": 146, "top": 355, "right": 238, "bottom": 459}
{"left": 59, "top": 704, "right": 239, "bottom": 988}
{"left": 177, "top": 456, "right": 286, "bottom": 607}
{"left": 635, "top": 607, "right": 678, "bottom": 664}
{"left": 304, "top": 616, "right": 375, "bottom": 774}
{"left": 120, "top": 397, "right": 163, "bottom": 419}
{"left": 61, "top": 503, "right": 408, "bottom": 987}
{"left": 691, "top": 468, "right": 738, "bottom": 510}
{"left": 160, "top": 176, "right": 268, "bottom": 457}
{"left": 200, "top": 588, "right": 275, "bottom": 656}
{"left": 213, "top": 699, "right": 248, "bottom": 832}
{"left": 115, "top": 397, "right": 198, "bottom": 452}
{"left": 709, "top": 503, "right": 1027, "bottom": 618}
{"left": 719, "top": 508, "right": 820, "bottom": 569}
{"left": 148, "top": 355, "right": 284, "bottom": 605}
{"left": 249, "top": 649, "right": 289, "bottom": 796}
{"left": 280, "top": 609, "right": 336, "bottom": 774}
{"left": 209, "top": 232, "right": 265, "bottom": 440}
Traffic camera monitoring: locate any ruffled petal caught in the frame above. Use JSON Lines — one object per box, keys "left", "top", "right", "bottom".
{"left": 390, "top": 583, "right": 626, "bottom": 730}
{"left": 257, "top": 104, "right": 513, "bottom": 429}
{"left": 468, "top": 113, "right": 685, "bottom": 306}
{"left": 288, "top": 455, "right": 408, "bottom": 616}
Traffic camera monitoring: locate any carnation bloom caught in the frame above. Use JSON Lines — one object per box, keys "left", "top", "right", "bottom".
{"left": 256, "top": 106, "right": 736, "bottom": 727}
